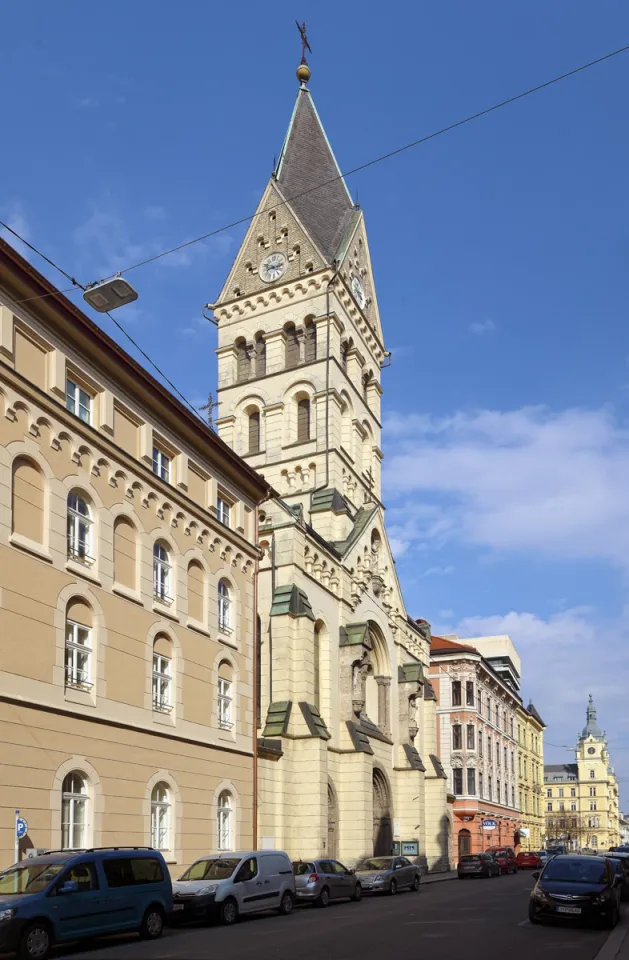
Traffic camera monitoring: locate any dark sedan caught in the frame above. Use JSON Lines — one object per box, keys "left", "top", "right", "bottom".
{"left": 529, "top": 855, "right": 621, "bottom": 928}
{"left": 598, "top": 855, "right": 629, "bottom": 902}
{"left": 457, "top": 854, "right": 500, "bottom": 879}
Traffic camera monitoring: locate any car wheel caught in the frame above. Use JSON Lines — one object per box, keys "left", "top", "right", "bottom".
{"left": 19, "top": 923, "right": 52, "bottom": 960}
{"left": 317, "top": 887, "right": 330, "bottom": 908}
{"left": 528, "top": 905, "right": 541, "bottom": 925}
{"left": 219, "top": 897, "right": 239, "bottom": 926}
{"left": 604, "top": 904, "right": 619, "bottom": 929}
{"left": 279, "top": 891, "right": 294, "bottom": 916}
{"left": 411, "top": 875, "right": 420, "bottom": 892}
{"left": 351, "top": 883, "right": 362, "bottom": 902}
{"left": 389, "top": 879, "right": 397, "bottom": 896}
{"left": 140, "top": 906, "right": 164, "bottom": 940}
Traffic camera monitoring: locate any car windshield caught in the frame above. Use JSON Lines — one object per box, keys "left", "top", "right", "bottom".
{"left": 179, "top": 858, "right": 240, "bottom": 881}
{"left": 292, "top": 863, "right": 314, "bottom": 876}
{"left": 0, "top": 862, "right": 65, "bottom": 895}
{"left": 357, "top": 858, "right": 392, "bottom": 871}
{"left": 543, "top": 859, "right": 608, "bottom": 884}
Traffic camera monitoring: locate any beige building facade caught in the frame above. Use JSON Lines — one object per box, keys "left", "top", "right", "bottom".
{"left": 209, "top": 69, "right": 452, "bottom": 870}
{"left": 544, "top": 696, "right": 620, "bottom": 851}
{"left": 0, "top": 239, "right": 268, "bottom": 869}
{"left": 516, "top": 702, "right": 545, "bottom": 851}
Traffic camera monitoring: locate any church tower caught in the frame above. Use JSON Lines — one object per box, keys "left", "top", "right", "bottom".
{"left": 210, "top": 62, "right": 387, "bottom": 542}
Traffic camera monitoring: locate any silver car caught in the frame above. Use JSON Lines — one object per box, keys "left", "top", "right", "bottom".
{"left": 292, "top": 859, "right": 362, "bottom": 906}
{"left": 354, "top": 856, "right": 421, "bottom": 895}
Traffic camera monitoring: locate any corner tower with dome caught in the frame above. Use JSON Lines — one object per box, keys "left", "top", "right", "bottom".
{"left": 207, "top": 58, "right": 452, "bottom": 869}
{"left": 544, "top": 696, "right": 620, "bottom": 850}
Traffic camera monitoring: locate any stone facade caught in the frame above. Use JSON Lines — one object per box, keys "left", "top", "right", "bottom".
{"left": 544, "top": 697, "right": 620, "bottom": 850}
{"left": 429, "top": 636, "right": 522, "bottom": 858}
{"left": 0, "top": 240, "right": 268, "bottom": 868}
{"left": 210, "top": 76, "right": 452, "bottom": 870}
{"left": 516, "top": 702, "right": 545, "bottom": 850}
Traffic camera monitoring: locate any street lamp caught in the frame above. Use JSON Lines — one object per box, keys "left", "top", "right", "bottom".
{"left": 83, "top": 276, "right": 138, "bottom": 313}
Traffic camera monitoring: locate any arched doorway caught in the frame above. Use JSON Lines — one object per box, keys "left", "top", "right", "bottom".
{"left": 372, "top": 768, "right": 393, "bottom": 855}
{"left": 327, "top": 783, "right": 338, "bottom": 859}
{"left": 458, "top": 829, "right": 472, "bottom": 858}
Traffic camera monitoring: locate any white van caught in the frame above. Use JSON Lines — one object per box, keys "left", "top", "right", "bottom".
{"left": 172, "top": 850, "right": 295, "bottom": 925}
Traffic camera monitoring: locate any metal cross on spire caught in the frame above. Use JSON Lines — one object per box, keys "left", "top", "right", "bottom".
{"left": 199, "top": 392, "right": 220, "bottom": 430}
{"left": 295, "top": 20, "right": 312, "bottom": 64}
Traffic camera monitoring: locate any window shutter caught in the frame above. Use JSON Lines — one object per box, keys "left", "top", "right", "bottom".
{"left": 297, "top": 399, "right": 310, "bottom": 441}
{"left": 248, "top": 412, "right": 261, "bottom": 453}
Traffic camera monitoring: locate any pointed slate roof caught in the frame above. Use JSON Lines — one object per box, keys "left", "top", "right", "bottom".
{"left": 580, "top": 693, "right": 604, "bottom": 740}
{"left": 274, "top": 85, "right": 355, "bottom": 264}
{"left": 527, "top": 701, "right": 546, "bottom": 727}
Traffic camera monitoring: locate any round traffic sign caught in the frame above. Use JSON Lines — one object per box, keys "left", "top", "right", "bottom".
{"left": 16, "top": 817, "right": 28, "bottom": 839}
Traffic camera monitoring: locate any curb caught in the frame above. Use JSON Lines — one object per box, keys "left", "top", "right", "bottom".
{"left": 593, "top": 910, "right": 629, "bottom": 960}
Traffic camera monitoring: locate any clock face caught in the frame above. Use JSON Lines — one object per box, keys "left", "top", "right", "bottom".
{"left": 351, "top": 274, "right": 366, "bottom": 309}
{"left": 588, "top": 747, "right": 596, "bottom": 755}
{"left": 259, "top": 252, "right": 287, "bottom": 283}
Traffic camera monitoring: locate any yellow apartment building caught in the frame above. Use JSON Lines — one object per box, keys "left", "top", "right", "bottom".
{"left": 0, "top": 237, "right": 269, "bottom": 869}
{"left": 516, "top": 702, "right": 545, "bottom": 850}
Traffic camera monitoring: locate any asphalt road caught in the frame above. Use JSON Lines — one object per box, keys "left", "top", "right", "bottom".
{"left": 60, "top": 871, "right": 619, "bottom": 960}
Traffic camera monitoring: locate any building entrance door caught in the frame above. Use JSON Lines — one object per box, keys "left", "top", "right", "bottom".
{"left": 458, "top": 828, "right": 472, "bottom": 857}
{"left": 372, "top": 768, "right": 393, "bottom": 856}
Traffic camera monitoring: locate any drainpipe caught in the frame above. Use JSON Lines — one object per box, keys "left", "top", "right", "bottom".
{"left": 269, "top": 532, "right": 276, "bottom": 706}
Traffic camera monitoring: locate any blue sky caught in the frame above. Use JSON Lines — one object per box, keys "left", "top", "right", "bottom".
{"left": 2, "top": 2, "right": 629, "bottom": 803}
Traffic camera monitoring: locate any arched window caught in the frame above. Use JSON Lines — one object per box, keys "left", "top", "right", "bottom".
{"left": 297, "top": 398, "right": 310, "bottom": 442}
{"left": 187, "top": 560, "right": 205, "bottom": 622}
{"left": 254, "top": 334, "right": 266, "bottom": 378}
{"left": 285, "top": 324, "right": 299, "bottom": 369}
{"left": 150, "top": 782, "right": 171, "bottom": 850}
{"left": 340, "top": 340, "right": 350, "bottom": 372}
{"left": 248, "top": 411, "right": 261, "bottom": 454}
{"left": 236, "top": 339, "right": 251, "bottom": 382}
{"left": 362, "top": 371, "right": 372, "bottom": 400}
{"left": 153, "top": 542, "right": 172, "bottom": 603}
{"left": 152, "top": 634, "right": 173, "bottom": 712}
{"left": 217, "top": 791, "right": 233, "bottom": 850}
{"left": 12, "top": 456, "right": 44, "bottom": 543}
{"left": 256, "top": 615, "right": 262, "bottom": 728}
{"left": 313, "top": 622, "right": 321, "bottom": 709}
{"left": 304, "top": 320, "right": 317, "bottom": 363}
{"left": 62, "top": 772, "right": 88, "bottom": 849}
{"left": 113, "top": 516, "right": 137, "bottom": 589}
{"left": 218, "top": 580, "right": 232, "bottom": 633}
{"left": 65, "top": 599, "right": 93, "bottom": 690}
{"left": 67, "top": 491, "right": 92, "bottom": 563}
{"left": 218, "top": 661, "right": 233, "bottom": 729}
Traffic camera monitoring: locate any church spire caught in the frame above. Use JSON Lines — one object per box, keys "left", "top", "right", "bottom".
{"left": 580, "top": 693, "right": 604, "bottom": 740}
{"left": 273, "top": 81, "right": 354, "bottom": 265}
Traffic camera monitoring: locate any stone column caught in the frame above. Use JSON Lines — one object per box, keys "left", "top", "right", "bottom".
{"left": 376, "top": 676, "right": 391, "bottom": 736}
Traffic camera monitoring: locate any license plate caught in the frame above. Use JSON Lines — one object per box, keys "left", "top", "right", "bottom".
{"left": 172, "top": 904, "right": 185, "bottom": 911}
{"left": 556, "top": 906, "right": 581, "bottom": 915}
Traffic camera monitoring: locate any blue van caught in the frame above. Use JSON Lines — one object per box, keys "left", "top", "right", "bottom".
{"left": 0, "top": 846, "right": 172, "bottom": 959}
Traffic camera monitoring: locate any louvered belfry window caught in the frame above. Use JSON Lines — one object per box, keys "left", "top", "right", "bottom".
{"left": 285, "top": 326, "right": 299, "bottom": 368}
{"left": 297, "top": 398, "right": 310, "bottom": 442}
{"left": 248, "top": 411, "right": 261, "bottom": 453}
{"left": 304, "top": 322, "right": 316, "bottom": 362}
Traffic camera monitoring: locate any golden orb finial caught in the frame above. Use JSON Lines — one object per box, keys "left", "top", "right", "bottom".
{"left": 297, "top": 62, "right": 311, "bottom": 84}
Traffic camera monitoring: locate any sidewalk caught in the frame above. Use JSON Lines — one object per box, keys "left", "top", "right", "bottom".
{"left": 422, "top": 870, "right": 458, "bottom": 884}
{"left": 595, "top": 906, "right": 629, "bottom": 960}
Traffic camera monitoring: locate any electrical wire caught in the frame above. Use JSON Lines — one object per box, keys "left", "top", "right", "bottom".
{"left": 0, "top": 220, "right": 84, "bottom": 290}
{"left": 114, "top": 42, "right": 629, "bottom": 278}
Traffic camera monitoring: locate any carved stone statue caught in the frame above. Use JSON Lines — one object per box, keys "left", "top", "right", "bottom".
{"left": 408, "top": 694, "right": 419, "bottom": 741}
{"left": 352, "top": 652, "right": 371, "bottom": 717}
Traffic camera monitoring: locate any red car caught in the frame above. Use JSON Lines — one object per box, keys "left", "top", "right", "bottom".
{"left": 486, "top": 846, "right": 518, "bottom": 875}
{"left": 517, "top": 850, "right": 542, "bottom": 869}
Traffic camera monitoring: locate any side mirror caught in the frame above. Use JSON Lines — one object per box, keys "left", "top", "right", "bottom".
{"left": 60, "top": 881, "right": 79, "bottom": 895}
{"left": 531, "top": 871, "right": 540, "bottom": 881}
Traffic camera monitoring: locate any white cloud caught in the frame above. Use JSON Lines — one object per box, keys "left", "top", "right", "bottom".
{"left": 469, "top": 319, "right": 496, "bottom": 335}
{"left": 0, "top": 202, "right": 32, "bottom": 261}
{"left": 383, "top": 405, "right": 629, "bottom": 568}
{"left": 423, "top": 565, "right": 455, "bottom": 576}
{"left": 144, "top": 205, "right": 166, "bottom": 222}
{"left": 76, "top": 96, "right": 99, "bottom": 109}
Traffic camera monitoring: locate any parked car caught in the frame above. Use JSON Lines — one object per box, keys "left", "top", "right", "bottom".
{"left": 457, "top": 853, "right": 500, "bottom": 879}
{"left": 597, "top": 855, "right": 629, "bottom": 902}
{"left": 292, "top": 859, "right": 362, "bottom": 906}
{"left": 616, "top": 845, "right": 629, "bottom": 854}
{"left": 486, "top": 847, "right": 518, "bottom": 875}
{"left": 0, "top": 847, "right": 171, "bottom": 960}
{"left": 538, "top": 850, "right": 550, "bottom": 864}
{"left": 172, "top": 850, "right": 294, "bottom": 926}
{"left": 529, "top": 854, "right": 621, "bottom": 928}
{"left": 354, "top": 856, "right": 421, "bottom": 895}
{"left": 517, "top": 851, "right": 543, "bottom": 869}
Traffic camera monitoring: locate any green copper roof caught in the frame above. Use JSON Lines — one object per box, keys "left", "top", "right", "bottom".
{"left": 423, "top": 680, "right": 437, "bottom": 701}
{"left": 339, "top": 623, "right": 369, "bottom": 647}
{"left": 333, "top": 505, "right": 378, "bottom": 557}
{"left": 398, "top": 662, "right": 425, "bottom": 684}
{"left": 403, "top": 744, "right": 426, "bottom": 772}
{"left": 346, "top": 720, "right": 373, "bottom": 755}
{"left": 430, "top": 754, "right": 447, "bottom": 779}
{"left": 262, "top": 701, "right": 293, "bottom": 737}
{"left": 299, "top": 702, "right": 331, "bottom": 740}
{"left": 270, "top": 584, "right": 315, "bottom": 621}
{"left": 310, "top": 487, "right": 351, "bottom": 516}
